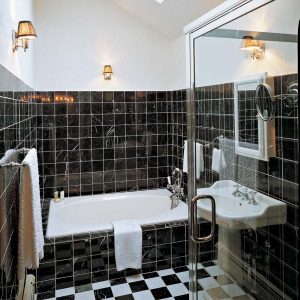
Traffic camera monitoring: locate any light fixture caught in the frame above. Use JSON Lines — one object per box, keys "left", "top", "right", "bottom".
{"left": 103, "top": 65, "right": 113, "bottom": 80}
{"left": 241, "top": 36, "right": 265, "bottom": 60}
{"left": 154, "top": 0, "right": 165, "bottom": 3}
{"left": 13, "top": 21, "right": 37, "bottom": 52}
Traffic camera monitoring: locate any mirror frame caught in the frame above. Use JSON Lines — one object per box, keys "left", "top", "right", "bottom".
{"left": 234, "top": 72, "right": 272, "bottom": 160}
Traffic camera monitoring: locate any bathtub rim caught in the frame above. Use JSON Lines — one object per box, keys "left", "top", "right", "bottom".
{"left": 44, "top": 188, "right": 188, "bottom": 239}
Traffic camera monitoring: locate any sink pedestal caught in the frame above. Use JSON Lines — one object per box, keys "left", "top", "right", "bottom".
{"left": 217, "top": 227, "right": 244, "bottom": 285}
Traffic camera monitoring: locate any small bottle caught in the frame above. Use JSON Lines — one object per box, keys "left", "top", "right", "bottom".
{"left": 54, "top": 191, "right": 59, "bottom": 202}
{"left": 60, "top": 190, "right": 65, "bottom": 201}
{"left": 167, "top": 176, "right": 171, "bottom": 185}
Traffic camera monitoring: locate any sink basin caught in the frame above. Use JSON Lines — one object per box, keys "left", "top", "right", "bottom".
{"left": 197, "top": 180, "right": 287, "bottom": 229}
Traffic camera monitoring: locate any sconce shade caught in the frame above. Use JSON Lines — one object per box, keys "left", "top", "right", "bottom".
{"left": 103, "top": 65, "right": 113, "bottom": 80}
{"left": 17, "top": 21, "right": 37, "bottom": 40}
{"left": 241, "top": 36, "right": 260, "bottom": 51}
{"left": 103, "top": 65, "right": 113, "bottom": 74}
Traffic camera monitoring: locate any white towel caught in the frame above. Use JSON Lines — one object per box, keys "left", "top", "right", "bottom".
{"left": 18, "top": 148, "right": 44, "bottom": 281}
{"left": 211, "top": 148, "right": 227, "bottom": 173}
{"left": 0, "top": 149, "right": 18, "bottom": 281}
{"left": 183, "top": 140, "right": 204, "bottom": 178}
{"left": 112, "top": 220, "right": 142, "bottom": 271}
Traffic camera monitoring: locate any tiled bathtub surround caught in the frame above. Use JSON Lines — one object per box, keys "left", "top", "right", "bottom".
{"left": 0, "top": 65, "right": 37, "bottom": 299}
{"left": 36, "top": 91, "right": 173, "bottom": 199}
{"left": 193, "top": 73, "right": 299, "bottom": 299}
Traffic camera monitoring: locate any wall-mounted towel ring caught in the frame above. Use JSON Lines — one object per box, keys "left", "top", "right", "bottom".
{"left": 283, "top": 82, "right": 298, "bottom": 108}
{"left": 204, "top": 135, "right": 224, "bottom": 149}
{"left": 255, "top": 83, "right": 276, "bottom": 121}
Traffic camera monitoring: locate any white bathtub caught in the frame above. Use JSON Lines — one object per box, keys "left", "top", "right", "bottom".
{"left": 46, "top": 189, "right": 187, "bottom": 238}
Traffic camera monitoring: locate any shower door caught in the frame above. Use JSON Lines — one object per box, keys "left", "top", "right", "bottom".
{"left": 186, "top": 1, "right": 299, "bottom": 300}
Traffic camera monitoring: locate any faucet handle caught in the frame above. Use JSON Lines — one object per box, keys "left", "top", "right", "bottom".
{"left": 233, "top": 184, "right": 240, "bottom": 191}
{"left": 242, "top": 187, "right": 248, "bottom": 194}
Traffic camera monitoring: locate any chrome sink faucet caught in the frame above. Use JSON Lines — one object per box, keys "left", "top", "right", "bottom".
{"left": 232, "top": 184, "right": 258, "bottom": 205}
{"left": 167, "top": 167, "right": 185, "bottom": 209}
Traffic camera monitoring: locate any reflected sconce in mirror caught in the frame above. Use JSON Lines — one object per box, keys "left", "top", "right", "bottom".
{"left": 13, "top": 21, "right": 37, "bottom": 52}
{"left": 241, "top": 36, "right": 265, "bottom": 60}
{"left": 103, "top": 65, "right": 113, "bottom": 80}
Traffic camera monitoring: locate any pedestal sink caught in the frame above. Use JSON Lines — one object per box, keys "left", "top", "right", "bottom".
{"left": 196, "top": 180, "right": 287, "bottom": 230}
{"left": 197, "top": 180, "right": 287, "bottom": 287}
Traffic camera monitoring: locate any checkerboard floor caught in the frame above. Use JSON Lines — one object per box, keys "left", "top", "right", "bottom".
{"left": 36, "top": 262, "right": 254, "bottom": 300}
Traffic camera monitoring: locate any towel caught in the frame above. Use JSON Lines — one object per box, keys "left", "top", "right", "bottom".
{"left": 0, "top": 149, "right": 18, "bottom": 281}
{"left": 18, "top": 148, "right": 44, "bottom": 281}
{"left": 211, "top": 148, "right": 227, "bottom": 173}
{"left": 112, "top": 220, "right": 142, "bottom": 271}
{"left": 183, "top": 140, "right": 204, "bottom": 178}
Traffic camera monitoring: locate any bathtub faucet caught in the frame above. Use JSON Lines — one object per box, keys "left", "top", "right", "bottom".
{"left": 167, "top": 168, "right": 185, "bottom": 209}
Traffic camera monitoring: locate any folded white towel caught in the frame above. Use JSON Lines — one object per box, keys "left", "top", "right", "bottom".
{"left": 183, "top": 140, "right": 204, "bottom": 178}
{"left": 196, "top": 143, "right": 204, "bottom": 179}
{"left": 112, "top": 220, "right": 142, "bottom": 271}
{"left": 211, "top": 148, "right": 227, "bottom": 173}
{"left": 0, "top": 149, "right": 18, "bottom": 281}
{"left": 183, "top": 140, "right": 188, "bottom": 173}
{"left": 18, "top": 148, "right": 44, "bottom": 281}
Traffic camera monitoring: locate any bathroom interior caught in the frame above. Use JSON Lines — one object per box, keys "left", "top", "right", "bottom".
{"left": 0, "top": 0, "right": 299, "bottom": 299}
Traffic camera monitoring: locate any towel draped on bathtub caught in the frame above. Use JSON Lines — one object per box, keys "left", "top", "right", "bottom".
{"left": 112, "top": 219, "right": 142, "bottom": 271}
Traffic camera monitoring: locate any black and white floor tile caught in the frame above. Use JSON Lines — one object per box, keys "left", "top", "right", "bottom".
{"left": 35, "top": 262, "right": 254, "bottom": 300}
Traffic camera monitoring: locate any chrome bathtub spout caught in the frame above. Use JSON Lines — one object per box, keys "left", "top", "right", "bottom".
{"left": 167, "top": 167, "right": 185, "bottom": 209}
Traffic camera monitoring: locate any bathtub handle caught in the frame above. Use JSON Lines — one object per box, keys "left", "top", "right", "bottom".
{"left": 190, "top": 195, "right": 216, "bottom": 243}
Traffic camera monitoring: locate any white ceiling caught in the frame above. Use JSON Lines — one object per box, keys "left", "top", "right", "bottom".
{"left": 108, "top": 0, "right": 225, "bottom": 39}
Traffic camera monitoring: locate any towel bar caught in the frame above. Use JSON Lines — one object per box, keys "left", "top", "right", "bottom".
{"left": 0, "top": 148, "right": 31, "bottom": 168}
{"left": 0, "top": 161, "right": 28, "bottom": 168}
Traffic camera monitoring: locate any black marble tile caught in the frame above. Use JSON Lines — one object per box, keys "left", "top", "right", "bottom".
{"left": 36, "top": 279, "right": 55, "bottom": 294}
{"left": 161, "top": 274, "right": 181, "bottom": 285}
{"left": 37, "top": 262, "right": 55, "bottom": 281}
{"left": 56, "top": 259, "right": 73, "bottom": 278}
{"left": 129, "top": 280, "right": 149, "bottom": 293}
{"left": 56, "top": 242, "right": 73, "bottom": 260}
{"left": 110, "top": 277, "right": 127, "bottom": 286}
{"left": 73, "top": 256, "right": 91, "bottom": 275}
{"left": 150, "top": 287, "right": 172, "bottom": 299}
{"left": 56, "top": 296, "right": 75, "bottom": 300}
{"left": 56, "top": 276, "right": 74, "bottom": 290}
{"left": 197, "top": 269, "right": 210, "bottom": 279}
{"left": 94, "top": 287, "right": 113, "bottom": 299}
{"left": 174, "top": 295, "right": 189, "bottom": 300}
{"left": 74, "top": 273, "right": 92, "bottom": 292}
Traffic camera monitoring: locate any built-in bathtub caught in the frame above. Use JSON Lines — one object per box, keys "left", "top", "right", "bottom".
{"left": 34, "top": 188, "right": 210, "bottom": 297}
{"left": 46, "top": 189, "right": 187, "bottom": 238}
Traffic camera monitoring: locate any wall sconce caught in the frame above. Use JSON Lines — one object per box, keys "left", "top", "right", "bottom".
{"left": 13, "top": 21, "right": 37, "bottom": 52}
{"left": 241, "top": 36, "right": 265, "bottom": 60}
{"left": 103, "top": 65, "right": 113, "bottom": 80}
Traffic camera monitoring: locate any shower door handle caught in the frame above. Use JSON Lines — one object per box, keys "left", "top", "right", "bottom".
{"left": 191, "top": 195, "right": 216, "bottom": 243}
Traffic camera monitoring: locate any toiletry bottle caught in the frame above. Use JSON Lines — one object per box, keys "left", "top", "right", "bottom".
{"left": 54, "top": 191, "right": 59, "bottom": 202}
{"left": 60, "top": 190, "right": 65, "bottom": 201}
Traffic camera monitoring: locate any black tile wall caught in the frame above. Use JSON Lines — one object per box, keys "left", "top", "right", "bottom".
{"left": 0, "top": 65, "right": 37, "bottom": 299}
{"left": 36, "top": 91, "right": 174, "bottom": 199}
{"left": 191, "top": 73, "right": 298, "bottom": 300}
{"left": 171, "top": 90, "right": 188, "bottom": 192}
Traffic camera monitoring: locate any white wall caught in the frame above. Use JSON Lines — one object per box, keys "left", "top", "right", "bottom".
{"left": 0, "top": 0, "right": 35, "bottom": 88}
{"left": 195, "top": 37, "right": 297, "bottom": 87}
{"left": 169, "top": 36, "right": 186, "bottom": 91}
{"left": 33, "top": 0, "right": 186, "bottom": 91}
{"left": 194, "top": 0, "right": 299, "bottom": 87}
